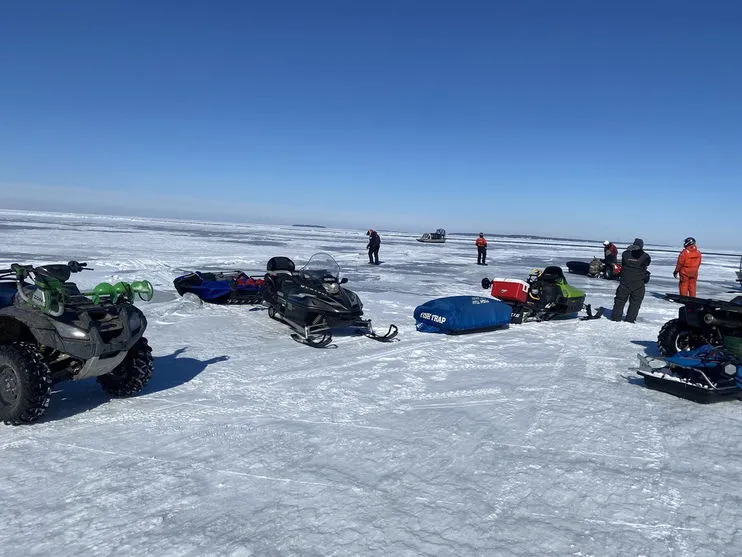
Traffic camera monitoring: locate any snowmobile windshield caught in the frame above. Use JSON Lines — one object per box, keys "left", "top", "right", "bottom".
{"left": 301, "top": 253, "right": 341, "bottom": 281}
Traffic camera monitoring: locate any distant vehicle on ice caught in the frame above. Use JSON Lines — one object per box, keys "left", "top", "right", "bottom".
{"left": 417, "top": 228, "right": 446, "bottom": 243}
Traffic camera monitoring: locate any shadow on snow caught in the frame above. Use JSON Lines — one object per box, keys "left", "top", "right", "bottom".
{"left": 39, "top": 348, "right": 229, "bottom": 423}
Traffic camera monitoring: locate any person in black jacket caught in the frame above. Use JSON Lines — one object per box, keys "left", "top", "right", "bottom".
{"left": 611, "top": 238, "right": 651, "bottom": 323}
{"left": 366, "top": 229, "right": 381, "bottom": 264}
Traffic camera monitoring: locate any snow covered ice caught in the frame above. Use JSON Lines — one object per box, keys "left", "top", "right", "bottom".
{"left": 1, "top": 210, "right": 742, "bottom": 556}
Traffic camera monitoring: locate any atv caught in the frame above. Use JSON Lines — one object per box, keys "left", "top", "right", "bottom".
{"left": 566, "top": 257, "right": 621, "bottom": 280}
{"left": 481, "top": 266, "right": 601, "bottom": 324}
{"left": 0, "top": 261, "right": 154, "bottom": 425}
{"left": 262, "top": 253, "right": 398, "bottom": 347}
{"left": 657, "top": 293, "right": 742, "bottom": 356}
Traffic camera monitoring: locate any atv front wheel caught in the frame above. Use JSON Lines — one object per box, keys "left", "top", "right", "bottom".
{"left": 657, "top": 318, "right": 700, "bottom": 356}
{"left": 0, "top": 342, "right": 53, "bottom": 425}
{"left": 97, "top": 337, "right": 154, "bottom": 397}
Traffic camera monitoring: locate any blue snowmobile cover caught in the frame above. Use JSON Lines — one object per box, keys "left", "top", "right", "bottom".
{"left": 414, "top": 296, "right": 512, "bottom": 334}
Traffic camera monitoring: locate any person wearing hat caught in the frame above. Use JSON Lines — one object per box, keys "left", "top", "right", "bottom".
{"left": 674, "top": 237, "right": 702, "bottom": 297}
{"left": 366, "top": 229, "right": 381, "bottom": 265}
{"left": 475, "top": 233, "right": 488, "bottom": 265}
{"left": 602, "top": 240, "right": 618, "bottom": 278}
{"left": 611, "top": 238, "right": 651, "bottom": 323}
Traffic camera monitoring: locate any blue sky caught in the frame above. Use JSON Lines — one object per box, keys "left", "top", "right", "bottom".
{"left": 1, "top": 0, "right": 740, "bottom": 248}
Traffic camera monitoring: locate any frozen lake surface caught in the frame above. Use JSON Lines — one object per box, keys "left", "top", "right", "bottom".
{"left": 1, "top": 210, "right": 741, "bottom": 556}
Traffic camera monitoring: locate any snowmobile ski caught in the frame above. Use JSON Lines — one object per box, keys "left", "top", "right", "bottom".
{"left": 290, "top": 332, "right": 334, "bottom": 348}
{"left": 580, "top": 305, "right": 605, "bottom": 320}
{"left": 366, "top": 324, "right": 399, "bottom": 342}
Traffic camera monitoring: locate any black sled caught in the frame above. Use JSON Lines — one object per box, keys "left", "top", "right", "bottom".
{"left": 262, "top": 253, "right": 398, "bottom": 347}
{"left": 566, "top": 257, "right": 621, "bottom": 280}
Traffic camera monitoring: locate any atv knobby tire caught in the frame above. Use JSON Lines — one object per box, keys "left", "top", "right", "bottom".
{"left": 97, "top": 337, "right": 153, "bottom": 396}
{"left": 657, "top": 318, "right": 697, "bottom": 356}
{"left": 0, "top": 342, "right": 53, "bottom": 425}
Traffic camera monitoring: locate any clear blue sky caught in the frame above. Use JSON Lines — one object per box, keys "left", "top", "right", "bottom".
{"left": 1, "top": 1, "right": 740, "bottom": 248}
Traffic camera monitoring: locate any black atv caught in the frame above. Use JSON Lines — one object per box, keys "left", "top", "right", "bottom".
{"left": 657, "top": 293, "right": 742, "bottom": 356}
{"left": 262, "top": 253, "right": 398, "bottom": 347}
{"left": 0, "top": 261, "right": 154, "bottom": 425}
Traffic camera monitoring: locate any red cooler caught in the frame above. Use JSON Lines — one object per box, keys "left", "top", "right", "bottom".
{"left": 489, "top": 279, "right": 529, "bottom": 303}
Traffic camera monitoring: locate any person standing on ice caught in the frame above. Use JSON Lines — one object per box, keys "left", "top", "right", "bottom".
{"left": 611, "top": 238, "right": 651, "bottom": 323}
{"left": 674, "top": 237, "right": 702, "bottom": 297}
{"left": 602, "top": 240, "right": 618, "bottom": 278}
{"left": 475, "top": 233, "right": 488, "bottom": 265}
{"left": 602, "top": 240, "right": 618, "bottom": 265}
{"left": 366, "top": 229, "right": 381, "bottom": 264}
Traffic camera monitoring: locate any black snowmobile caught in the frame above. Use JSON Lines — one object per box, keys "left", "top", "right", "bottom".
{"left": 657, "top": 293, "right": 742, "bottom": 356}
{"left": 262, "top": 253, "right": 398, "bottom": 347}
{"left": 632, "top": 345, "right": 742, "bottom": 403}
{"left": 481, "top": 266, "right": 601, "bottom": 324}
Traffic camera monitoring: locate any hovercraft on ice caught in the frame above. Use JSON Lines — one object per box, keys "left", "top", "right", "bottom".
{"left": 173, "top": 271, "right": 264, "bottom": 304}
{"left": 261, "top": 253, "right": 398, "bottom": 347}
{"left": 417, "top": 228, "right": 446, "bottom": 243}
{"left": 481, "top": 266, "right": 601, "bottom": 323}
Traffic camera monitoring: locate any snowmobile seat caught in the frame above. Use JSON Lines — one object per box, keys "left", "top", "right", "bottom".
{"left": 264, "top": 256, "right": 299, "bottom": 296}
{"left": 540, "top": 266, "right": 566, "bottom": 283}
{"left": 266, "top": 257, "right": 296, "bottom": 274}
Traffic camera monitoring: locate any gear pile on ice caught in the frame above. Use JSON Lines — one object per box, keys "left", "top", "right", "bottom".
{"left": 481, "top": 266, "right": 602, "bottom": 324}
{"left": 633, "top": 344, "right": 742, "bottom": 403}
{"left": 174, "top": 271, "right": 264, "bottom": 304}
{"left": 262, "top": 253, "right": 398, "bottom": 348}
{"left": 566, "top": 257, "right": 621, "bottom": 280}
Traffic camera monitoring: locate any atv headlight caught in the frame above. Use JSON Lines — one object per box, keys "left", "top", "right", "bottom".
{"left": 323, "top": 282, "right": 340, "bottom": 295}
{"left": 53, "top": 321, "right": 88, "bottom": 339}
{"left": 128, "top": 312, "right": 141, "bottom": 331}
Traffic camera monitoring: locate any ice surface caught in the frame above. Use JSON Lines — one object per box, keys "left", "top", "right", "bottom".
{"left": 1, "top": 210, "right": 741, "bottom": 556}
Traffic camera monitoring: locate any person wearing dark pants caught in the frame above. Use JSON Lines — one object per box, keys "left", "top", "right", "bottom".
{"left": 602, "top": 240, "right": 618, "bottom": 278}
{"left": 366, "top": 229, "right": 381, "bottom": 264}
{"left": 475, "top": 233, "right": 488, "bottom": 265}
{"left": 611, "top": 238, "right": 651, "bottom": 323}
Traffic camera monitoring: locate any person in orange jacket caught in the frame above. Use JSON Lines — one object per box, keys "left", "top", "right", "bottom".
{"left": 673, "top": 237, "right": 702, "bottom": 297}
{"left": 475, "top": 233, "right": 488, "bottom": 265}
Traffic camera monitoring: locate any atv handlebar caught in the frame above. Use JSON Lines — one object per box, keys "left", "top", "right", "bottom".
{"left": 0, "top": 261, "right": 90, "bottom": 279}
{"left": 68, "top": 260, "right": 90, "bottom": 273}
